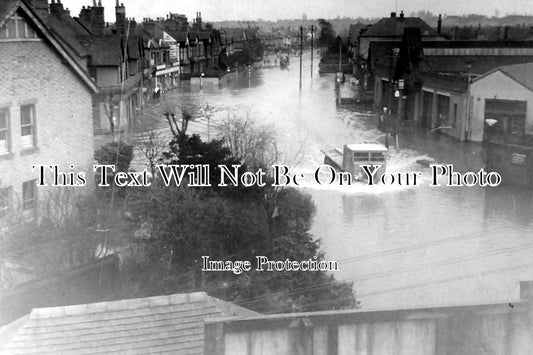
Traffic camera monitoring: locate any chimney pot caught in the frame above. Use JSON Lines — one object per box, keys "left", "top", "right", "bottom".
{"left": 400, "top": 11, "right": 404, "bottom": 18}
{"left": 391, "top": 12, "right": 396, "bottom": 18}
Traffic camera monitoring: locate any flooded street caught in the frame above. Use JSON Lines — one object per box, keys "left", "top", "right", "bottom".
{"left": 145, "top": 51, "right": 533, "bottom": 310}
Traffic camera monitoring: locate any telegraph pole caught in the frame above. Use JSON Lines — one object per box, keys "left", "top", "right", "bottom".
{"left": 310, "top": 25, "right": 314, "bottom": 78}
{"left": 299, "top": 26, "right": 303, "bottom": 91}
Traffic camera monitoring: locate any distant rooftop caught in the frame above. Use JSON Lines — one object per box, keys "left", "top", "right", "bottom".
{"left": 361, "top": 12, "right": 439, "bottom": 38}
{"left": 0, "top": 292, "right": 256, "bottom": 354}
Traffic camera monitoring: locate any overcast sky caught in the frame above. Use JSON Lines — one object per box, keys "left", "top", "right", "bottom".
{"left": 59, "top": 0, "right": 533, "bottom": 22}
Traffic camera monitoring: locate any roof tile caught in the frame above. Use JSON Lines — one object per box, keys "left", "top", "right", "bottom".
{"left": 0, "top": 292, "right": 256, "bottom": 354}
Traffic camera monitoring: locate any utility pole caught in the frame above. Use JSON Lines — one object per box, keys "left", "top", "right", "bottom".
{"left": 338, "top": 40, "right": 342, "bottom": 72}
{"left": 310, "top": 25, "right": 314, "bottom": 78}
{"left": 465, "top": 63, "right": 472, "bottom": 141}
{"left": 299, "top": 26, "right": 303, "bottom": 91}
{"left": 385, "top": 48, "right": 396, "bottom": 149}
{"left": 390, "top": 48, "right": 400, "bottom": 151}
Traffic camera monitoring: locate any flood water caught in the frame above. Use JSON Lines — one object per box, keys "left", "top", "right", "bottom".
{"left": 143, "top": 51, "right": 533, "bottom": 310}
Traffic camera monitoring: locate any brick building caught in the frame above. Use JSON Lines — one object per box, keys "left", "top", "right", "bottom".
{"left": 0, "top": 0, "right": 98, "bottom": 227}
{"left": 40, "top": 0, "right": 144, "bottom": 135}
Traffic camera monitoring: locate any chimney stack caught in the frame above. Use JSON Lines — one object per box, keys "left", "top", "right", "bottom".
{"left": 196, "top": 11, "right": 202, "bottom": 30}
{"left": 437, "top": 14, "right": 442, "bottom": 34}
{"left": 390, "top": 12, "right": 396, "bottom": 18}
{"left": 79, "top": 6, "right": 91, "bottom": 25}
{"left": 116, "top": 1, "right": 126, "bottom": 35}
{"left": 91, "top": 1, "right": 105, "bottom": 35}
{"left": 399, "top": 11, "right": 404, "bottom": 20}
{"left": 49, "top": 0, "right": 65, "bottom": 17}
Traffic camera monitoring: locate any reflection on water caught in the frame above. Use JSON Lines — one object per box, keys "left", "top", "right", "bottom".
{"left": 148, "top": 51, "right": 533, "bottom": 309}
{"left": 484, "top": 186, "right": 533, "bottom": 226}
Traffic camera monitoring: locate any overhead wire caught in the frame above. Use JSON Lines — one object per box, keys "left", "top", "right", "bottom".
{"left": 140, "top": 225, "right": 532, "bottom": 309}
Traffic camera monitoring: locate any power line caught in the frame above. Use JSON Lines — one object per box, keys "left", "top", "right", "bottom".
{"left": 334, "top": 225, "right": 511, "bottom": 265}
{"left": 227, "top": 226, "right": 532, "bottom": 307}
{"left": 107, "top": 225, "right": 529, "bottom": 305}
{"left": 357, "top": 262, "right": 533, "bottom": 299}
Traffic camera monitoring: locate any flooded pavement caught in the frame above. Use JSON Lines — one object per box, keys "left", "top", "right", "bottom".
{"left": 139, "top": 51, "right": 533, "bottom": 310}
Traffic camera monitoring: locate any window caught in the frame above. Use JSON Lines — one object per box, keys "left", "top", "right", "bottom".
{"left": 353, "top": 152, "right": 370, "bottom": 161}
{"left": 0, "top": 187, "right": 10, "bottom": 217}
{"left": 370, "top": 152, "right": 386, "bottom": 162}
{"left": 22, "top": 180, "right": 36, "bottom": 211}
{"left": 0, "top": 12, "right": 37, "bottom": 40}
{"left": 0, "top": 108, "right": 9, "bottom": 154}
{"left": 20, "top": 104, "right": 35, "bottom": 148}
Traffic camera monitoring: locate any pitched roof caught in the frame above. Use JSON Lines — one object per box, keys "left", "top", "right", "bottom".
{"left": 78, "top": 35, "right": 124, "bottom": 66}
{"left": 45, "top": 13, "right": 91, "bottom": 60}
{"left": 0, "top": 0, "right": 97, "bottom": 93}
{"left": 166, "top": 30, "right": 188, "bottom": 43}
{"left": 197, "top": 31, "right": 211, "bottom": 41}
{"left": 348, "top": 23, "right": 366, "bottom": 42}
{"left": 0, "top": 0, "right": 19, "bottom": 22}
{"left": 127, "top": 36, "right": 142, "bottom": 60}
{"left": 361, "top": 15, "right": 438, "bottom": 37}
{"left": 474, "top": 61, "right": 533, "bottom": 92}
{"left": 0, "top": 292, "right": 257, "bottom": 355}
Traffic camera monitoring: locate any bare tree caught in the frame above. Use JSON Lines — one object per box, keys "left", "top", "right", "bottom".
{"left": 1, "top": 187, "right": 101, "bottom": 289}
{"left": 138, "top": 130, "right": 167, "bottom": 178}
{"left": 163, "top": 110, "right": 192, "bottom": 143}
{"left": 217, "top": 113, "right": 279, "bottom": 170}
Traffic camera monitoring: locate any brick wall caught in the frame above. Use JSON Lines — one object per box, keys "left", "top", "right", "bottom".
{"left": 0, "top": 38, "right": 95, "bottom": 225}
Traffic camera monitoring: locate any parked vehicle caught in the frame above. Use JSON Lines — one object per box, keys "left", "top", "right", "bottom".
{"left": 323, "top": 143, "right": 388, "bottom": 181}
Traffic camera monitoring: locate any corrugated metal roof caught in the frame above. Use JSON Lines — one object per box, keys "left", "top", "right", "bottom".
{"left": 0, "top": 292, "right": 257, "bottom": 354}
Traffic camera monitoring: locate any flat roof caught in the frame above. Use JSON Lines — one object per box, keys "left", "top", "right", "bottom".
{"left": 345, "top": 143, "right": 388, "bottom": 152}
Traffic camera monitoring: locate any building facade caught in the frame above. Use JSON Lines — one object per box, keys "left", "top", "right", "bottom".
{"left": 470, "top": 62, "right": 533, "bottom": 143}
{"left": 0, "top": 0, "right": 98, "bottom": 227}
